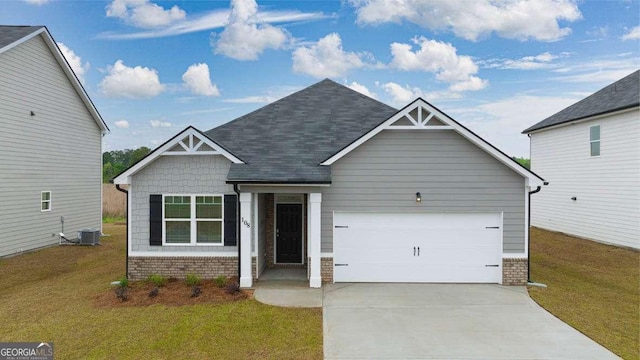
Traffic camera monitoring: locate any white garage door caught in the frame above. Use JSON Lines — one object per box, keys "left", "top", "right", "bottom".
{"left": 333, "top": 212, "right": 503, "bottom": 283}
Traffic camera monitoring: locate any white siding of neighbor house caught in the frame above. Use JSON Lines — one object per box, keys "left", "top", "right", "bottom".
{"left": 530, "top": 109, "right": 640, "bottom": 249}
{"left": 130, "top": 155, "right": 237, "bottom": 253}
{"left": 0, "top": 35, "right": 102, "bottom": 257}
{"left": 322, "top": 130, "right": 526, "bottom": 254}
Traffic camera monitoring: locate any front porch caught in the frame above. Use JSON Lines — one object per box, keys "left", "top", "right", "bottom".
{"left": 238, "top": 190, "right": 324, "bottom": 288}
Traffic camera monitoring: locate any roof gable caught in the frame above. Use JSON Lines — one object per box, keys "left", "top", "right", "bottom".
{"left": 113, "top": 126, "right": 244, "bottom": 184}
{"left": 523, "top": 70, "right": 640, "bottom": 133}
{"left": 322, "top": 98, "right": 545, "bottom": 187}
{"left": 0, "top": 25, "right": 109, "bottom": 134}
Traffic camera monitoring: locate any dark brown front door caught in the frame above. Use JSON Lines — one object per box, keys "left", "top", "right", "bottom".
{"left": 276, "top": 204, "right": 302, "bottom": 263}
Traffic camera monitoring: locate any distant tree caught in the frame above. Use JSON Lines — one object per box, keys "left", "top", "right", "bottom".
{"left": 512, "top": 157, "right": 530, "bottom": 169}
{"left": 102, "top": 147, "right": 151, "bottom": 183}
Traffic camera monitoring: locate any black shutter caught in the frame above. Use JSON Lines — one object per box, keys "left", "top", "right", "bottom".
{"left": 149, "top": 194, "right": 163, "bottom": 246}
{"left": 224, "top": 194, "right": 237, "bottom": 246}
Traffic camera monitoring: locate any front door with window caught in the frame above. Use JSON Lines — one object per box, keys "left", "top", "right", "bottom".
{"left": 276, "top": 204, "right": 303, "bottom": 263}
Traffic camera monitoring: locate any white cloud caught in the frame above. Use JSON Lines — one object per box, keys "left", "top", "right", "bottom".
{"left": 114, "top": 120, "right": 130, "bottom": 128}
{"left": 106, "top": 0, "right": 186, "bottom": 28}
{"left": 23, "top": 0, "right": 49, "bottom": 5}
{"left": 621, "top": 26, "right": 640, "bottom": 40}
{"left": 150, "top": 120, "right": 171, "bottom": 128}
{"left": 292, "top": 33, "right": 371, "bottom": 78}
{"left": 182, "top": 63, "right": 220, "bottom": 97}
{"left": 390, "top": 37, "right": 487, "bottom": 91}
{"left": 346, "top": 81, "right": 377, "bottom": 99}
{"left": 551, "top": 58, "right": 639, "bottom": 84}
{"left": 212, "top": 0, "right": 290, "bottom": 60}
{"left": 97, "top": 8, "right": 327, "bottom": 40}
{"left": 380, "top": 82, "right": 423, "bottom": 103}
{"left": 450, "top": 94, "right": 580, "bottom": 157}
{"left": 99, "top": 60, "right": 164, "bottom": 98}
{"left": 57, "top": 43, "right": 90, "bottom": 84}
{"left": 350, "top": 0, "right": 581, "bottom": 42}
{"left": 483, "top": 52, "right": 561, "bottom": 70}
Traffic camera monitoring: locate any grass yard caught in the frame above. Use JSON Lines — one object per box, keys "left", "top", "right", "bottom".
{"left": 0, "top": 224, "right": 322, "bottom": 359}
{"left": 528, "top": 227, "right": 639, "bottom": 360}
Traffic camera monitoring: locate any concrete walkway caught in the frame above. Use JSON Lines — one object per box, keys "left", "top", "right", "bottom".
{"left": 323, "top": 283, "right": 620, "bottom": 360}
{"left": 254, "top": 279, "right": 322, "bottom": 308}
{"left": 253, "top": 269, "right": 322, "bottom": 308}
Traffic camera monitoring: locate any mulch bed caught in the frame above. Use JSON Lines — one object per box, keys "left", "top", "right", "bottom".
{"left": 94, "top": 278, "right": 252, "bottom": 308}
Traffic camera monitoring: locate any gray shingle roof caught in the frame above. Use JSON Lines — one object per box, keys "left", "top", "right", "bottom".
{"left": 205, "top": 79, "right": 398, "bottom": 183}
{"left": 0, "top": 26, "right": 44, "bottom": 50}
{"left": 523, "top": 70, "right": 640, "bottom": 133}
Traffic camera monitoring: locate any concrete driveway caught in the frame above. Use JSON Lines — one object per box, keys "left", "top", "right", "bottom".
{"left": 323, "top": 283, "right": 619, "bottom": 360}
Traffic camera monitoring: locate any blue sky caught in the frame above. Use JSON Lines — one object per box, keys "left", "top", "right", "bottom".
{"left": 2, "top": 0, "right": 639, "bottom": 157}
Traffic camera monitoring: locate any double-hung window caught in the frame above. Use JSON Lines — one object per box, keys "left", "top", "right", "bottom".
{"left": 41, "top": 191, "right": 51, "bottom": 211}
{"left": 163, "top": 195, "right": 223, "bottom": 245}
{"left": 590, "top": 125, "right": 600, "bottom": 156}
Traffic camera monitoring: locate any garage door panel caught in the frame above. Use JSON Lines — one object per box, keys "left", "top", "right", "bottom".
{"left": 334, "top": 212, "right": 502, "bottom": 283}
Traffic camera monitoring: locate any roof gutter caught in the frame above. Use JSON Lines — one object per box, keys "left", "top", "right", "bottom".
{"left": 528, "top": 182, "right": 548, "bottom": 284}
{"left": 115, "top": 183, "right": 129, "bottom": 279}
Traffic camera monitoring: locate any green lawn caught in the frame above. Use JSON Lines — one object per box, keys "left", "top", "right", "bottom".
{"left": 528, "top": 227, "right": 639, "bottom": 360}
{"left": 0, "top": 224, "right": 322, "bottom": 359}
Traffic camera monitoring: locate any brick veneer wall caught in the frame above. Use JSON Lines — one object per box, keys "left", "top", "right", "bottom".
{"left": 321, "top": 257, "right": 333, "bottom": 283}
{"left": 129, "top": 256, "right": 258, "bottom": 281}
{"left": 502, "top": 258, "right": 528, "bottom": 285}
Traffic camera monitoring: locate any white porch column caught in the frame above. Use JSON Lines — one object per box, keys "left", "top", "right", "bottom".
{"left": 309, "top": 192, "right": 322, "bottom": 288}
{"left": 239, "top": 192, "right": 253, "bottom": 288}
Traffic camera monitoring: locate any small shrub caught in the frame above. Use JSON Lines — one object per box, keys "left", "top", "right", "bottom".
{"left": 190, "top": 286, "right": 202, "bottom": 298}
{"left": 214, "top": 275, "right": 227, "bottom": 288}
{"left": 185, "top": 273, "right": 202, "bottom": 287}
{"left": 114, "top": 287, "right": 128, "bottom": 302}
{"left": 117, "top": 277, "right": 129, "bottom": 288}
{"left": 225, "top": 282, "right": 240, "bottom": 295}
{"left": 147, "top": 274, "right": 167, "bottom": 287}
{"left": 148, "top": 287, "right": 159, "bottom": 298}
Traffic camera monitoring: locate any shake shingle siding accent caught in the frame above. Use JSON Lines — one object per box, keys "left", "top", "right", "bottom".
{"left": 130, "top": 155, "right": 237, "bottom": 253}
{"left": 205, "top": 79, "right": 397, "bottom": 183}
{"left": 321, "top": 130, "right": 525, "bottom": 253}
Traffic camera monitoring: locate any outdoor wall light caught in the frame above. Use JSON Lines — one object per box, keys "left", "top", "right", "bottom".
{"left": 571, "top": 196, "right": 577, "bottom": 201}
{"left": 416, "top": 192, "right": 422, "bottom": 202}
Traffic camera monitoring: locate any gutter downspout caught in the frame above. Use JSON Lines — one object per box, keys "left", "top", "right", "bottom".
{"left": 233, "top": 183, "right": 241, "bottom": 284}
{"left": 115, "top": 184, "right": 129, "bottom": 279}
{"left": 528, "top": 184, "right": 545, "bottom": 283}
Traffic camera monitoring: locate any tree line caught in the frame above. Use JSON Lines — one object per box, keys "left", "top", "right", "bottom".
{"left": 103, "top": 147, "right": 150, "bottom": 183}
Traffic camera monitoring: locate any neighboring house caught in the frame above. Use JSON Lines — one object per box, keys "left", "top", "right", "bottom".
{"left": 114, "top": 80, "right": 544, "bottom": 288}
{"left": 0, "top": 26, "right": 109, "bottom": 257}
{"left": 523, "top": 70, "right": 639, "bottom": 250}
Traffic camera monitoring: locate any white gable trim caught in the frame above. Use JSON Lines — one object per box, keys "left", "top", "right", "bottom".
{"left": 321, "top": 98, "right": 544, "bottom": 186}
{"left": 0, "top": 27, "right": 109, "bottom": 134}
{"left": 113, "top": 127, "right": 244, "bottom": 184}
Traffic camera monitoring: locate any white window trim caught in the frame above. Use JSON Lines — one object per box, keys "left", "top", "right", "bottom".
{"left": 41, "top": 191, "right": 51, "bottom": 212}
{"left": 589, "top": 125, "right": 601, "bottom": 157}
{"left": 162, "top": 194, "right": 224, "bottom": 246}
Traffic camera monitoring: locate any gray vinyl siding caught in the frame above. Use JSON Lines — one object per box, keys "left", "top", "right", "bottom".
{"left": 130, "top": 155, "right": 237, "bottom": 253}
{"left": 322, "top": 130, "right": 526, "bottom": 253}
{"left": 0, "top": 35, "right": 102, "bottom": 257}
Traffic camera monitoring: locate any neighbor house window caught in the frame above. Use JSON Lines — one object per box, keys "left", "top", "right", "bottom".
{"left": 163, "top": 195, "right": 223, "bottom": 245}
{"left": 590, "top": 125, "right": 600, "bottom": 156}
{"left": 41, "top": 191, "right": 51, "bottom": 211}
